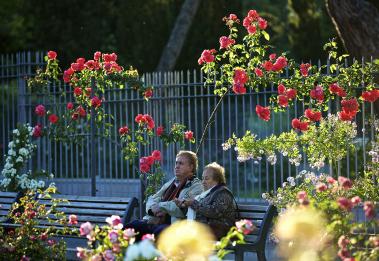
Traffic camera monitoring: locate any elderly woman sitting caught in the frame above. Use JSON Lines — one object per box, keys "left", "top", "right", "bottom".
{"left": 178, "top": 162, "right": 236, "bottom": 239}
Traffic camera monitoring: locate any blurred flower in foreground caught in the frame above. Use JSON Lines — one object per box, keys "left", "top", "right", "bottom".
{"left": 157, "top": 220, "right": 215, "bottom": 261}
{"left": 124, "top": 238, "right": 160, "bottom": 261}
{"left": 274, "top": 206, "right": 332, "bottom": 261}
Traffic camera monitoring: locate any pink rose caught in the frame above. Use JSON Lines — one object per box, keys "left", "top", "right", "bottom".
{"left": 235, "top": 219, "right": 255, "bottom": 235}
{"left": 108, "top": 230, "right": 119, "bottom": 243}
{"left": 123, "top": 228, "right": 136, "bottom": 240}
{"left": 184, "top": 130, "right": 194, "bottom": 140}
{"left": 338, "top": 176, "right": 352, "bottom": 190}
{"left": 69, "top": 214, "right": 78, "bottom": 225}
{"left": 338, "top": 197, "right": 353, "bottom": 212}
{"left": 79, "top": 222, "right": 93, "bottom": 236}
{"left": 106, "top": 215, "right": 123, "bottom": 229}
{"left": 35, "top": 104, "right": 46, "bottom": 117}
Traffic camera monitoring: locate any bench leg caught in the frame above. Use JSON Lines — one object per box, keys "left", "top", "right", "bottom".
{"left": 257, "top": 250, "right": 266, "bottom": 261}
{"left": 235, "top": 249, "right": 244, "bottom": 261}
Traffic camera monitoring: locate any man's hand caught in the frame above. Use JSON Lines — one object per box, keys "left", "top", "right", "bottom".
{"left": 173, "top": 198, "right": 184, "bottom": 207}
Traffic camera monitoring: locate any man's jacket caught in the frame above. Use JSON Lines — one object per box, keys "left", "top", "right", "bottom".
{"left": 144, "top": 177, "right": 203, "bottom": 224}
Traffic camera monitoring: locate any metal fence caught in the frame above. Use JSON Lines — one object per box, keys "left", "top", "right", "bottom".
{"left": 0, "top": 52, "right": 376, "bottom": 200}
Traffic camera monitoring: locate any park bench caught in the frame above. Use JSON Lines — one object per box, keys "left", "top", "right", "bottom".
{"left": 34, "top": 194, "right": 139, "bottom": 260}
{"left": 230, "top": 203, "right": 278, "bottom": 261}
{"left": 0, "top": 191, "right": 22, "bottom": 223}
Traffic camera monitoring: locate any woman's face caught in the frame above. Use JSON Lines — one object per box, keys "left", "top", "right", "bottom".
{"left": 202, "top": 169, "right": 218, "bottom": 190}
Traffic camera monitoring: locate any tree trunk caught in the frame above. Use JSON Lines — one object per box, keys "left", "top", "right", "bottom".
{"left": 155, "top": 0, "right": 201, "bottom": 72}
{"left": 326, "top": 0, "right": 379, "bottom": 59}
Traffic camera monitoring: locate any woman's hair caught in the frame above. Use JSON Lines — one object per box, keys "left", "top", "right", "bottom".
{"left": 177, "top": 150, "right": 198, "bottom": 174}
{"left": 204, "top": 162, "right": 226, "bottom": 184}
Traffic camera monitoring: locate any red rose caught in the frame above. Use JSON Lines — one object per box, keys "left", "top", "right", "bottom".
{"left": 156, "top": 126, "right": 164, "bottom": 136}
{"left": 135, "top": 114, "right": 145, "bottom": 123}
{"left": 262, "top": 61, "right": 273, "bottom": 71}
{"left": 32, "top": 124, "right": 43, "bottom": 138}
{"left": 234, "top": 69, "right": 249, "bottom": 84}
{"left": 118, "top": 126, "right": 129, "bottom": 136}
{"left": 77, "top": 106, "right": 86, "bottom": 117}
{"left": 48, "top": 114, "right": 59, "bottom": 124}
{"left": 269, "top": 53, "right": 276, "bottom": 61}
{"left": 198, "top": 49, "right": 215, "bottom": 64}
{"left": 351, "top": 196, "right": 361, "bottom": 206}
{"left": 144, "top": 89, "right": 153, "bottom": 99}
{"left": 363, "top": 201, "right": 376, "bottom": 219}
{"left": 219, "top": 36, "right": 235, "bottom": 49}
{"left": 91, "top": 96, "right": 102, "bottom": 108}
{"left": 300, "top": 63, "right": 311, "bottom": 77}
{"left": 232, "top": 83, "right": 246, "bottom": 94}
{"left": 338, "top": 110, "right": 356, "bottom": 121}
{"left": 247, "top": 9, "right": 259, "bottom": 20}
{"left": 254, "top": 68, "right": 263, "bottom": 77}
{"left": 47, "top": 51, "right": 57, "bottom": 60}
{"left": 285, "top": 89, "right": 297, "bottom": 100}
{"left": 338, "top": 197, "right": 353, "bottom": 212}
{"left": 184, "top": 130, "right": 194, "bottom": 140}
{"left": 310, "top": 85, "right": 324, "bottom": 102}
{"left": 151, "top": 150, "right": 161, "bottom": 161}
{"left": 94, "top": 51, "right": 102, "bottom": 61}
{"left": 140, "top": 163, "right": 150, "bottom": 173}
{"left": 297, "top": 191, "right": 309, "bottom": 205}
{"left": 277, "top": 84, "right": 286, "bottom": 94}
{"left": 256, "top": 105, "right": 270, "bottom": 121}
{"left": 361, "top": 90, "right": 379, "bottom": 102}
{"left": 304, "top": 108, "right": 321, "bottom": 122}
{"left": 35, "top": 104, "right": 46, "bottom": 117}
{"left": 316, "top": 183, "right": 327, "bottom": 192}
{"left": 247, "top": 25, "right": 257, "bottom": 34}
{"left": 338, "top": 176, "right": 352, "bottom": 190}
{"left": 258, "top": 17, "right": 267, "bottom": 30}
{"left": 146, "top": 156, "right": 155, "bottom": 165}
{"left": 67, "top": 102, "right": 74, "bottom": 110}
{"left": 228, "top": 14, "right": 238, "bottom": 21}
{"left": 341, "top": 98, "right": 359, "bottom": 113}
{"left": 74, "top": 87, "right": 82, "bottom": 96}
{"left": 291, "top": 118, "right": 308, "bottom": 132}
{"left": 278, "top": 95, "right": 288, "bottom": 107}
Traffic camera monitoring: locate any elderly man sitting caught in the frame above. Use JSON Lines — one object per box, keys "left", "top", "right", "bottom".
{"left": 125, "top": 150, "right": 203, "bottom": 240}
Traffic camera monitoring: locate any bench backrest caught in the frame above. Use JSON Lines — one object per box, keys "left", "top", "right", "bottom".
{"left": 0, "top": 192, "right": 21, "bottom": 223}
{"left": 36, "top": 194, "right": 139, "bottom": 228}
{"left": 236, "top": 204, "right": 277, "bottom": 247}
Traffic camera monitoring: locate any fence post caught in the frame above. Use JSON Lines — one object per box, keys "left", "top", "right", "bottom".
{"left": 90, "top": 77, "right": 97, "bottom": 196}
{"left": 17, "top": 52, "right": 26, "bottom": 124}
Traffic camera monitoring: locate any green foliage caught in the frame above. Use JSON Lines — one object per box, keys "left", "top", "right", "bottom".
{"left": 224, "top": 114, "right": 357, "bottom": 169}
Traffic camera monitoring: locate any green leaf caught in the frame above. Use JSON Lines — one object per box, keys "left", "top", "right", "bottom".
{"left": 262, "top": 31, "right": 270, "bottom": 41}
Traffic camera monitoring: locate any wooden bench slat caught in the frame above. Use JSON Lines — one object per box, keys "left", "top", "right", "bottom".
{"left": 39, "top": 194, "right": 133, "bottom": 203}
{"left": 237, "top": 204, "right": 269, "bottom": 212}
{"left": 56, "top": 207, "right": 125, "bottom": 216}
{"left": 0, "top": 192, "right": 19, "bottom": 197}
{"left": 0, "top": 197, "right": 20, "bottom": 203}
{"left": 238, "top": 212, "right": 265, "bottom": 219}
{"left": 38, "top": 200, "right": 129, "bottom": 210}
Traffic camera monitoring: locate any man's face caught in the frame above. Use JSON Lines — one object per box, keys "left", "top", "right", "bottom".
{"left": 174, "top": 155, "right": 194, "bottom": 181}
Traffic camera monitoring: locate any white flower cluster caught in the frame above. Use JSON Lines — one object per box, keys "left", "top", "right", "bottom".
{"left": 1, "top": 124, "right": 47, "bottom": 191}
{"left": 309, "top": 157, "right": 325, "bottom": 170}
{"left": 267, "top": 154, "right": 277, "bottom": 165}
{"left": 221, "top": 142, "right": 231, "bottom": 151}
{"left": 286, "top": 176, "right": 296, "bottom": 187}
{"left": 289, "top": 154, "right": 302, "bottom": 166}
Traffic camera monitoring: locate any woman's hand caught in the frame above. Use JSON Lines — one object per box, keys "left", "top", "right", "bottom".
{"left": 182, "top": 199, "right": 194, "bottom": 207}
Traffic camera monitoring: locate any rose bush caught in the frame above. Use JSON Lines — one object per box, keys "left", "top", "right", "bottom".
{"left": 0, "top": 185, "right": 75, "bottom": 260}
{"left": 199, "top": 9, "right": 378, "bottom": 171}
